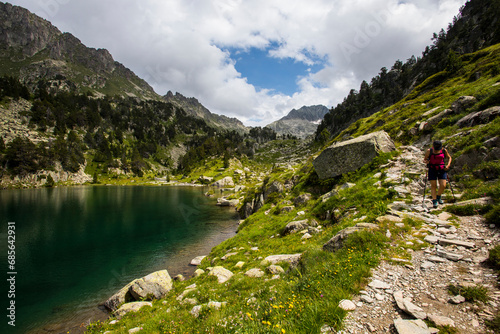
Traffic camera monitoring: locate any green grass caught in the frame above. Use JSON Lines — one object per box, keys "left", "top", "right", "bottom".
{"left": 447, "top": 284, "right": 490, "bottom": 303}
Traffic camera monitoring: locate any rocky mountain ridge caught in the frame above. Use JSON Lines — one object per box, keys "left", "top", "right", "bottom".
{"left": 266, "top": 105, "right": 329, "bottom": 139}
{"left": 0, "top": 2, "right": 158, "bottom": 99}
{"left": 163, "top": 91, "right": 248, "bottom": 134}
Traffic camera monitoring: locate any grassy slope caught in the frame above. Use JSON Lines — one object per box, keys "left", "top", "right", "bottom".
{"left": 86, "top": 45, "right": 500, "bottom": 333}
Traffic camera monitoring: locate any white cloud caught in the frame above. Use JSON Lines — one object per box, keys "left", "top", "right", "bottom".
{"left": 11, "top": 0, "right": 464, "bottom": 126}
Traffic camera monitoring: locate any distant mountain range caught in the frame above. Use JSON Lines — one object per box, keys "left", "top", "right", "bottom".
{"left": 266, "top": 105, "right": 329, "bottom": 139}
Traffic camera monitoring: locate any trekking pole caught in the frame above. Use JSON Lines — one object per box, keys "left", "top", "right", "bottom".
{"left": 422, "top": 171, "right": 428, "bottom": 209}
{"left": 447, "top": 174, "right": 456, "bottom": 202}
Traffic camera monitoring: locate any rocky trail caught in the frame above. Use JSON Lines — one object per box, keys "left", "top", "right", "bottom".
{"left": 333, "top": 145, "right": 499, "bottom": 334}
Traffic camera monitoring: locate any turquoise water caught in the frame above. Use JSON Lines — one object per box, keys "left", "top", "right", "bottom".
{"left": 0, "top": 186, "right": 239, "bottom": 334}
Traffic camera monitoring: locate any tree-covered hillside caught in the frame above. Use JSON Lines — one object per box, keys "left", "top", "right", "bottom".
{"left": 316, "top": 0, "right": 500, "bottom": 141}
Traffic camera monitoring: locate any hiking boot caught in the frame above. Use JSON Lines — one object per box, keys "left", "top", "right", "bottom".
{"left": 432, "top": 199, "right": 438, "bottom": 208}
{"left": 437, "top": 195, "right": 444, "bottom": 204}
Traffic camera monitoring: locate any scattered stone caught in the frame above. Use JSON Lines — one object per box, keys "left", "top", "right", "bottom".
{"left": 394, "top": 318, "right": 431, "bottom": 334}
{"left": 182, "top": 298, "right": 198, "bottom": 305}
{"left": 368, "top": 279, "right": 391, "bottom": 290}
{"left": 174, "top": 274, "right": 185, "bottom": 282}
{"left": 427, "top": 314, "right": 455, "bottom": 327}
{"left": 339, "top": 299, "right": 357, "bottom": 311}
{"left": 245, "top": 268, "right": 265, "bottom": 278}
{"left": 361, "top": 295, "right": 374, "bottom": 304}
{"left": 436, "top": 249, "right": 464, "bottom": 261}
{"left": 294, "top": 193, "right": 312, "bottom": 206}
{"left": 438, "top": 239, "right": 475, "bottom": 248}
{"left": 235, "top": 261, "right": 245, "bottom": 268}
{"left": 221, "top": 252, "right": 238, "bottom": 260}
{"left": 262, "top": 254, "right": 302, "bottom": 267}
{"left": 114, "top": 302, "right": 153, "bottom": 319}
{"left": 301, "top": 233, "right": 312, "bottom": 240}
{"left": 449, "top": 295, "right": 466, "bottom": 304}
{"left": 190, "top": 255, "right": 206, "bottom": 266}
{"left": 282, "top": 219, "right": 310, "bottom": 235}
{"left": 190, "top": 305, "right": 203, "bottom": 318}
{"left": 208, "top": 266, "right": 234, "bottom": 283}
{"left": 129, "top": 327, "right": 142, "bottom": 333}
{"left": 193, "top": 269, "right": 205, "bottom": 277}
{"left": 267, "top": 265, "right": 285, "bottom": 275}
{"left": 207, "top": 301, "right": 224, "bottom": 310}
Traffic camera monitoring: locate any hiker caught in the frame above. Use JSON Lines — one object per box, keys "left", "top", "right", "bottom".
{"left": 424, "top": 140, "right": 452, "bottom": 208}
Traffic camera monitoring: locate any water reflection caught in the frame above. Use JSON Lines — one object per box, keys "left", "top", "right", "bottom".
{"left": 0, "top": 186, "right": 238, "bottom": 334}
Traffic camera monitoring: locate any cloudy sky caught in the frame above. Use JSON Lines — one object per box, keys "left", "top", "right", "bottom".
{"left": 10, "top": 0, "right": 464, "bottom": 126}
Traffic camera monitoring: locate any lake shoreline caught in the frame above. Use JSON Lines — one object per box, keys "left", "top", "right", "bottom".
{"left": 3, "top": 185, "right": 240, "bottom": 334}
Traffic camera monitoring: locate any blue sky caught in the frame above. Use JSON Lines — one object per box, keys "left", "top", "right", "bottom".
{"left": 229, "top": 46, "right": 326, "bottom": 96}
{"left": 9, "top": 0, "right": 465, "bottom": 126}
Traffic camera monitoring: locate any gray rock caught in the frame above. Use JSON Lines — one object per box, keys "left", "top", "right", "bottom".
{"left": 369, "top": 279, "right": 391, "bottom": 290}
{"left": 190, "top": 305, "right": 203, "bottom": 317}
{"left": 294, "top": 193, "right": 312, "bottom": 206}
{"left": 104, "top": 279, "right": 139, "bottom": 311}
{"left": 361, "top": 295, "right": 375, "bottom": 304}
{"left": 436, "top": 249, "right": 464, "bottom": 261}
{"left": 427, "top": 314, "right": 455, "bottom": 327}
{"left": 245, "top": 268, "right": 265, "bottom": 278}
{"left": 193, "top": 269, "right": 205, "bottom": 277}
{"left": 282, "top": 219, "right": 309, "bottom": 235}
{"left": 323, "top": 224, "right": 379, "bottom": 252}
{"left": 267, "top": 265, "right": 285, "bottom": 275}
{"left": 129, "top": 270, "right": 173, "bottom": 301}
{"left": 211, "top": 176, "right": 235, "bottom": 187}
{"left": 394, "top": 319, "right": 431, "bottom": 334}
{"left": 216, "top": 198, "right": 239, "bottom": 207}
{"left": 114, "top": 301, "right": 152, "bottom": 319}
{"left": 449, "top": 295, "right": 466, "bottom": 304}
{"left": 451, "top": 96, "right": 477, "bottom": 113}
{"left": 208, "top": 266, "right": 234, "bottom": 283}
{"left": 190, "top": 256, "right": 207, "bottom": 266}
{"left": 313, "top": 131, "right": 396, "bottom": 179}
{"left": 264, "top": 181, "right": 284, "bottom": 200}
{"left": 262, "top": 254, "right": 302, "bottom": 267}
{"left": 281, "top": 206, "right": 295, "bottom": 213}
{"left": 457, "top": 106, "right": 500, "bottom": 128}
{"left": 338, "top": 299, "right": 356, "bottom": 311}
{"left": 438, "top": 238, "right": 475, "bottom": 248}
{"left": 129, "top": 327, "right": 142, "bottom": 333}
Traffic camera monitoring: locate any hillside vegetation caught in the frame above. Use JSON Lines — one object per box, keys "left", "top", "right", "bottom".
{"left": 85, "top": 38, "right": 500, "bottom": 334}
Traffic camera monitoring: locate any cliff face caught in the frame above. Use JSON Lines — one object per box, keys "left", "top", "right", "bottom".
{"left": 0, "top": 2, "right": 158, "bottom": 99}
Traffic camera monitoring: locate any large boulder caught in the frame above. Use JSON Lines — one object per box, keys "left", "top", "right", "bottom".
{"left": 129, "top": 270, "right": 173, "bottom": 301}
{"left": 456, "top": 106, "right": 500, "bottom": 128}
{"left": 313, "top": 131, "right": 395, "bottom": 180}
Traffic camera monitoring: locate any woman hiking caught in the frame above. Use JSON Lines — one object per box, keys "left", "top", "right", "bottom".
{"left": 424, "top": 140, "right": 452, "bottom": 208}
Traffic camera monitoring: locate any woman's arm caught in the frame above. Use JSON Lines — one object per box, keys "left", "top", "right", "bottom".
{"left": 423, "top": 149, "right": 430, "bottom": 164}
{"left": 444, "top": 149, "right": 452, "bottom": 170}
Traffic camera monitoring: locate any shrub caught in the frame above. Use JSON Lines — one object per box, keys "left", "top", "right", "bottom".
{"left": 485, "top": 204, "right": 500, "bottom": 226}
{"left": 447, "top": 284, "right": 489, "bottom": 303}
{"left": 489, "top": 244, "right": 500, "bottom": 269}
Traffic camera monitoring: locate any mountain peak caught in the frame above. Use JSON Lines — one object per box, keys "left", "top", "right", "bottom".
{"left": 0, "top": 2, "right": 157, "bottom": 99}
{"left": 266, "top": 105, "right": 329, "bottom": 139}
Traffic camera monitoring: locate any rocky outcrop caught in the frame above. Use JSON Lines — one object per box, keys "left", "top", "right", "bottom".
{"left": 281, "top": 219, "right": 310, "bottom": 236}
{"left": 456, "top": 106, "right": 500, "bottom": 128}
{"left": 313, "top": 131, "right": 396, "bottom": 180}
{"left": 0, "top": 2, "right": 157, "bottom": 99}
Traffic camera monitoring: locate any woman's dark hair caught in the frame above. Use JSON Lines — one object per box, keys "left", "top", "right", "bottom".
{"left": 433, "top": 140, "right": 443, "bottom": 150}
